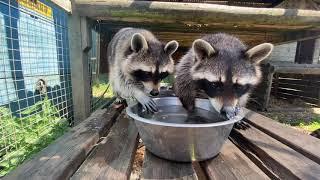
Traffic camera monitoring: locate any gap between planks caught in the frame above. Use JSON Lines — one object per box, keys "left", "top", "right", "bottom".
{"left": 71, "top": 112, "right": 139, "bottom": 180}
{"left": 243, "top": 108, "right": 320, "bottom": 165}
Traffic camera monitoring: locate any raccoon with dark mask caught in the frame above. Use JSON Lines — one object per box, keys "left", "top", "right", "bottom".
{"left": 108, "top": 28, "right": 179, "bottom": 112}
{"left": 174, "top": 33, "right": 273, "bottom": 119}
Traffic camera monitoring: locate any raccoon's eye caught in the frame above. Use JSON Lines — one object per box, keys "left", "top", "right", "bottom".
{"left": 159, "top": 72, "right": 169, "bottom": 80}
{"left": 233, "top": 84, "right": 250, "bottom": 96}
{"left": 196, "top": 79, "right": 223, "bottom": 98}
{"left": 132, "top": 70, "right": 153, "bottom": 81}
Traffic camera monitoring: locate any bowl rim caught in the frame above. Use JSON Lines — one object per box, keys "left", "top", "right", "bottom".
{"left": 126, "top": 97, "right": 243, "bottom": 128}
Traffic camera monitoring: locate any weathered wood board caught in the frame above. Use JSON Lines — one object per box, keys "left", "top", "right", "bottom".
{"left": 201, "top": 140, "right": 270, "bottom": 180}
{"left": 72, "top": 113, "right": 139, "bottom": 180}
{"left": 243, "top": 108, "right": 320, "bottom": 165}
{"left": 142, "top": 151, "right": 198, "bottom": 180}
{"left": 231, "top": 122, "right": 320, "bottom": 180}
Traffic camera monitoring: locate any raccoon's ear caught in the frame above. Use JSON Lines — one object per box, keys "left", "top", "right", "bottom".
{"left": 164, "top": 40, "right": 179, "bottom": 56}
{"left": 131, "top": 33, "right": 148, "bottom": 52}
{"left": 193, "top": 39, "right": 215, "bottom": 61}
{"left": 246, "top": 43, "right": 273, "bottom": 64}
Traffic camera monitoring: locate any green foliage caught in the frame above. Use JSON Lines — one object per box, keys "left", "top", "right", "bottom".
{"left": 161, "top": 74, "right": 174, "bottom": 85}
{"left": 91, "top": 74, "right": 114, "bottom": 110}
{"left": 297, "top": 118, "right": 320, "bottom": 132}
{"left": 0, "top": 96, "right": 69, "bottom": 177}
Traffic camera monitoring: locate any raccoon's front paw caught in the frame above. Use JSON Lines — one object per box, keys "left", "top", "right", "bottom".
{"left": 115, "top": 97, "right": 126, "bottom": 105}
{"left": 137, "top": 96, "right": 158, "bottom": 113}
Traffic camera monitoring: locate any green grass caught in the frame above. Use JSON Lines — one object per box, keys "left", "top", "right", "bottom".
{"left": 161, "top": 74, "right": 174, "bottom": 85}
{"left": 91, "top": 74, "right": 114, "bottom": 110}
{"left": 0, "top": 96, "right": 69, "bottom": 177}
{"left": 296, "top": 118, "right": 320, "bottom": 132}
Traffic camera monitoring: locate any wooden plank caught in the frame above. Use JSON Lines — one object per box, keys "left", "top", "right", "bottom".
{"left": 51, "top": 0, "right": 72, "bottom": 13}
{"left": 276, "top": 82, "right": 319, "bottom": 91}
{"left": 201, "top": 140, "right": 270, "bottom": 180}
{"left": 271, "top": 63, "right": 320, "bottom": 74}
{"left": 71, "top": 113, "right": 139, "bottom": 180}
{"left": 275, "top": 92, "right": 319, "bottom": 104}
{"left": 262, "top": 66, "right": 274, "bottom": 110}
{"left": 272, "top": 87, "right": 318, "bottom": 99}
{"left": 277, "top": 73, "right": 320, "bottom": 80}
{"left": 276, "top": 0, "right": 320, "bottom": 10}
{"left": 142, "top": 151, "right": 198, "bottom": 180}
{"left": 266, "top": 107, "right": 320, "bottom": 112}
{"left": 74, "top": 0, "right": 320, "bottom": 32}
{"left": 4, "top": 106, "right": 123, "bottom": 180}
{"left": 230, "top": 123, "right": 320, "bottom": 180}
{"left": 275, "top": 67, "right": 320, "bottom": 74}
{"left": 99, "top": 21, "right": 320, "bottom": 46}
{"left": 243, "top": 108, "right": 320, "bottom": 165}
{"left": 277, "top": 79, "right": 320, "bottom": 88}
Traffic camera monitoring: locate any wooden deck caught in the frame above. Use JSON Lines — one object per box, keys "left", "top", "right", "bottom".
{"left": 4, "top": 97, "right": 320, "bottom": 180}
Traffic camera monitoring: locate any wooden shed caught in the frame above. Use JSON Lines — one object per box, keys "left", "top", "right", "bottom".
{"left": 3, "top": 1, "right": 320, "bottom": 179}
{"left": 64, "top": 0, "right": 320, "bottom": 119}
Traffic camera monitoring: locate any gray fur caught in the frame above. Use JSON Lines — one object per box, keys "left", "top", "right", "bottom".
{"left": 175, "top": 33, "right": 273, "bottom": 117}
{"left": 108, "top": 28, "right": 178, "bottom": 111}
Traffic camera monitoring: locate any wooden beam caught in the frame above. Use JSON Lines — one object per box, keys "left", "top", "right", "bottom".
{"left": 51, "top": 0, "right": 72, "bottom": 13}
{"left": 276, "top": 0, "right": 320, "bottom": 10}
{"left": 99, "top": 22, "right": 320, "bottom": 46}
{"left": 271, "top": 62, "right": 320, "bottom": 74}
{"left": 69, "top": 1, "right": 92, "bottom": 123}
{"left": 74, "top": 0, "right": 320, "bottom": 32}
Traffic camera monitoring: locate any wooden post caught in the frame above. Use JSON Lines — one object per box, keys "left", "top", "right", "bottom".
{"left": 95, "top": 32, "right": 101, "bottom": 80}
{"left": 274, "top": 73, "right": 279, "bottom": 98}
{"left": 263, "top": 64, "right": 275, "bottom": 111}
{"left": 68, "top": 0, "right": 92, "bottom": 124}
{"left": 312, "top": 38, "right": 320, "bottom": 64}
{"left": 318, "top": 88, "right": 320, "bottom": 106}
{"left": 51, "top": 0, "right": 72, "bottom": 13}
{"left": 295, "top": 39, "right": 316, "bottom": 64}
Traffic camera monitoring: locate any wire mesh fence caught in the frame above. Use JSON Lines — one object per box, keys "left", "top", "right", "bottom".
{"left": 0, "top": 0, "right": 72, "bottom": 176}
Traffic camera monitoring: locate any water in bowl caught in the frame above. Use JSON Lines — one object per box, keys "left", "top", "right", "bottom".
{"left": 139, "top": 105, "right": 225, "bottom": 124}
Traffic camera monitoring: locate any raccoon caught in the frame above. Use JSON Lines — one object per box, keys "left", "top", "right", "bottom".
{"left": 174, "top": 33, "right": 273, "bottom": 119}
{"left": 108, "top": 28, "right": 179, "bottom": 112}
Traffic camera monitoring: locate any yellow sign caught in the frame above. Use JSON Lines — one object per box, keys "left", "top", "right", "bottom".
{"left": 17, "top": 0, "right": 53, "bottom": 19}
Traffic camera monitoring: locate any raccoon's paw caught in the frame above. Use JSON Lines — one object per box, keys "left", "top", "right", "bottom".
{"left": 137, "top": 96, "right": 158, "bottom": 113}
{"left": 234, "top": 120, "right": 250, "bottom": 130}
{"left": 113, "top": 97, "right": 127, "bottom": 109}
{"left": 114, "top": 97, "right": 126, "bottom": 105}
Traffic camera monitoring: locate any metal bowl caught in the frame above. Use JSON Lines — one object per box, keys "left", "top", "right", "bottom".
{"left": 126, "top": 97, "right": 241, "bottom": 162}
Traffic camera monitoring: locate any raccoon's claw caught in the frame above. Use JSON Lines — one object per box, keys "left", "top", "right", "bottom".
{"left": 138, "top": 97, "right": 158, "bottom": 113}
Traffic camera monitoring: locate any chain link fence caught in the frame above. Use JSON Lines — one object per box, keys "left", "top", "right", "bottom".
{"left": 0, "top": 0, "right": 72, "bottom": 176}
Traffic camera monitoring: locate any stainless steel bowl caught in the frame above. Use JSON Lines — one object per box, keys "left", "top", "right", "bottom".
{"left": 126, "top": 97, "right": 241, "bottom": 162}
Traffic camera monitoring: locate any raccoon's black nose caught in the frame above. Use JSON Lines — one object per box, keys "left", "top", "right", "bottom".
{"left": 150, "top": 90, "right": 159, "bottom": 96}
